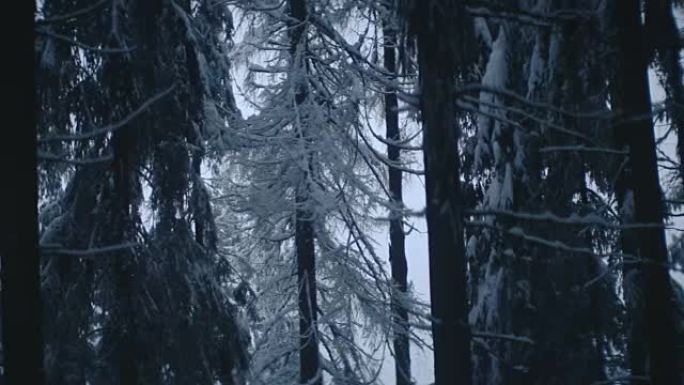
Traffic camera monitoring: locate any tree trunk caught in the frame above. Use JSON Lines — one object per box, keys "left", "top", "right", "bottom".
{"left": 295, "top": 201, "right": 320, "bottom": 385}
{"left": 409, "top": 1, "right": 473, "bottom": 384}
{"left": 288, "top": 0, "right": 321, "bottom": 383}
{"left": 612, "top": 65, "right": 647, "bottom": 385}
{"left": 1, "top": 2, "right": 44, "bottom": 384}
{"left": 614, "top": 0, "right": 681, "bottom": 383}
{"left": 382, "top": 6, "right": 411, "bottom": 385}
{"left": 103, "top": 24, "right": 145, "bottom": 385}
{"left": 111, "top": 125, "right": 139, "bottom": 385}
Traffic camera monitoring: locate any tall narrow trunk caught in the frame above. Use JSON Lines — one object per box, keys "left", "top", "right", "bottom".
{"left": 192, "top": 155, "right": 205, "bottom": 246}
{"left": 382, "top": 6, "right": 411, "bottom": 385}
{"left": 409, "top": 1, "right": 473, "bottom": 384}
{"left": 616, "top": 173, "right": 648, "bottom": 381}
{"left": 612, "top": 71, "right": 647, "bottom": 384}
{"left": 104, "top": 24, "right": 145, "bottom": 383}
{"left": 288, "top": 0, "right": 321, "bottom": 384}
{"left": 615, "top": 1, "right": 681, "bottom": 383}
{"left": 111, "top": 117, "right": 139, "bottom": 385}
{"left": 1, "top": 2, "right": 44, "bottom": 383}
{"left": 295, "top": 199, "right": 320, "bottom": 385}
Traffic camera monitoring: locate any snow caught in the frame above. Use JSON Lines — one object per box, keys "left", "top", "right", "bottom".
{"left": 526, "top": 36, "right": 543, "bottom": 98}
{"left": 672, "top": 271, "right": 684, "bottom": 291}
{"left": 474, "top": 28, "right": 509, "bottom": 172}
{"left": 500, "top": 163, "right": 514, "bottom": 209}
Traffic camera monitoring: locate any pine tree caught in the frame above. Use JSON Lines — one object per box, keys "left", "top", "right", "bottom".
{"left": 286, "top": 0, "right": 323, "bottom": 383}
{"left": 215, "top": 2, "right": 411, "bottom": 384}
{"left": 35, "top": 1, "right": 249, "bottom": 383}
{"left": 466, "top": 2, "right": 624, "bottom": 383}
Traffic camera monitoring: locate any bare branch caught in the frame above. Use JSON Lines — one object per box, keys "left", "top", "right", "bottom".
{"left": 471, "top": 331, "right": 535, "bottom": 345}
{"left": 40, "top": 242, "right": 139, "bottom": 256}
{"left": 539, "top": 145, "right": 628, "bottom": 155}
{"left": 38, "top": 151, "right": 114, "bottom": 165}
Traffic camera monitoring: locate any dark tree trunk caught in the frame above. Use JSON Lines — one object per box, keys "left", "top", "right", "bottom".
{"left": 0, "top": 2, "right": 44, "bottom": 384}
{"left": 107, "top": 2, "right": 163, "bottom": 381}
{"left": 615, "top": 1, "right": 681, "bottom": 383}
{"left": 103, "top": 27, "right": 144, "bottom": 385}
{"left": 288, "top": 0, "right": 321, "bottom": 383}
{"left": 111, "top": 125, "right": 139, "bottom": 385}
{"left": 382, "top": 7, "right": 411, "bottom": 385}
{"left": 612, "top": 68, "right": 647, "bottom": 385}
{"left": 408, "top": 1, "right": 473, "bottom": 384}
{"left": 295, "top": 201, "right": 320, "bottom": 385}
{"left": 192, "top": 155, "right": 205, "bottom": 246}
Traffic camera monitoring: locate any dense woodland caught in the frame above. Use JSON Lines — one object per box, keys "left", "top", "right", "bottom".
{"left": 1, "top": 0, "right": 684, "bottom": 384}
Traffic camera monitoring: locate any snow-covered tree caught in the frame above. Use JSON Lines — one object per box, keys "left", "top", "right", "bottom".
{"left": 35, "top": 1, "right": 249, "bottom": 383}
{"left": 212, "top": 2, "right": 429, "bottom": 384}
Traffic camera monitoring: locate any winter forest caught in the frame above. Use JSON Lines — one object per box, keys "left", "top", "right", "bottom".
{"left": 2, "top": 0, "right": 684, "bottom": 384}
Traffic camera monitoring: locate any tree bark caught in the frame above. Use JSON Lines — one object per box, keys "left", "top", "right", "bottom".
{"left": 382, "top": 6, "right": 411, "bottom": 385}
{"left": 288, "top": 0, "right": 321, "bottom": 383}
{"left": 409, "top": 1, "right": 473, "bottom": 384}
{"left": 103, "top": 13, "right": 148, "bottom": 381}
{"left": 614, "top": 0, "right": 681, "bottom": 383}
{"left": 111, "top": 123, "right": 140, "bottom": 385}
{"left": 612, "top": 64, "right": 647, "bottom": 385}
{"left": 1, "top": 1, "right": 45, "bottom": 384}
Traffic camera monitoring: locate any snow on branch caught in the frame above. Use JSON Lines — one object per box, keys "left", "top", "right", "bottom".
{"left": 35, "top": 0, "right": 109, "bottom": 25}
{"left": 466, "top": 220, "right": 612, "bottom": 258}
{"left": 466, "top": 0, "right": 596, "bottom": 28}
{"left": 37, "top": 84, "right": 176, "bottom": 143}
{"left": 539, "top": 145, "right": 628, "bottom": 155}
{"left": 38, "top": 151, "right": 114, "bottom": 165}
{"left": 36, "top": 29, "right": 136, "bottom": 54}
{"left": 467, "top": 209, "right": 664, "bottom": 230}
{"left": 471, "top": 331, "right": 535, "bottom": 346}
{"left": 457, "top": 84, "right": 612, "bottom": 120}
{"left": 459, "top": 95, "right": 600, "bottom": 145}
{"left": 40, "top": 242, "right": 139, "bottom": 256}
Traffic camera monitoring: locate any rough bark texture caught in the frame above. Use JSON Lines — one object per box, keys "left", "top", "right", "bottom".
{"left": 289, "top": 0, "right": 322, "bottom": 383}
{"left": 615, "top": 0, "right": 681, "bottom": 383}
{"left": 383, "top": 7, "right": 411, "bottom": 385}
{"left": 1, "top": 1, "right": 45, "bottom": 383}
{"left": 408, "top": 1, "right": 473, "bottom": 384}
